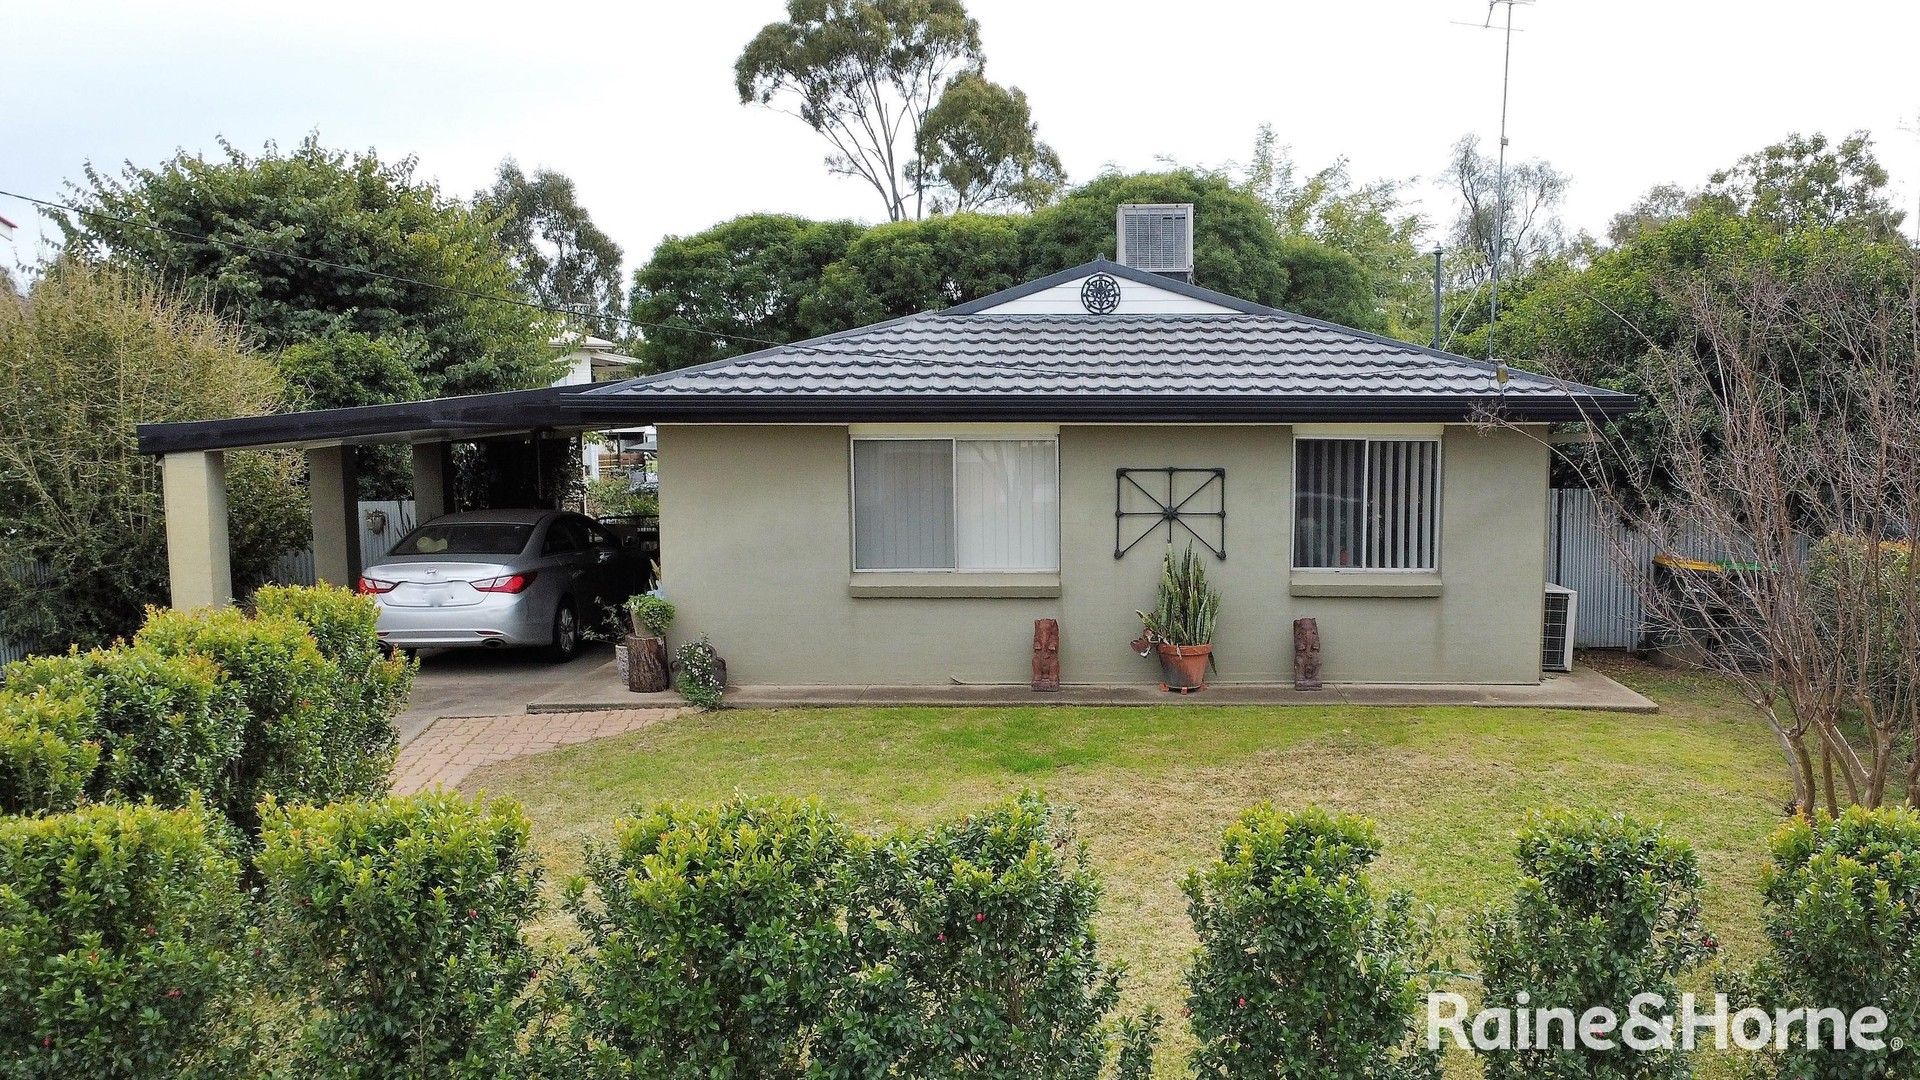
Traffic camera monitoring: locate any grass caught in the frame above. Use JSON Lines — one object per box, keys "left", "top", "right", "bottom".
{"left": 462, "top": 655, "right": 1790, "bottom": 1076}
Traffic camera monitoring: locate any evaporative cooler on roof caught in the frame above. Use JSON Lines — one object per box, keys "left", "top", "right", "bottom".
{"left": 1116, "top": 203, "right": 1194, "bottom": 281}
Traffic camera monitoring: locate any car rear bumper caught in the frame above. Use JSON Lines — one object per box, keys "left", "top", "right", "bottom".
{"left": 374, "top": 595, "right": 551, "bottom": 648}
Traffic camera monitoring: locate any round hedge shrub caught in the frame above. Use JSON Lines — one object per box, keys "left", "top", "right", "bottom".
{"left": 0, "top": 691, "right": 98, "bottom": 816}
{"left": 0, "top": 802, "right": 247, "bottom": 1078}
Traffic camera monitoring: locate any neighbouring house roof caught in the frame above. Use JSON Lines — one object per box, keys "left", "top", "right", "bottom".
{"left": 577, "top": 260, "right": 1634, "bottom": 424}
{"left": 139, "top": 260, "right": 1634, "bottom": 455}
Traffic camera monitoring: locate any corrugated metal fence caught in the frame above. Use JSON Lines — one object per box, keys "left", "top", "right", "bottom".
{"left": 1545, "top": 487, "right": 1757, "bottom": 649}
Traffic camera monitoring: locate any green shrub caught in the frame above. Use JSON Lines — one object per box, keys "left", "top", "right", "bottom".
{"left": 4, "top": 645, "right": 241, "bottom": 807}
{"left": 252, "top": 584, "right": 408, "bottom": 796}
{"left": 0, "top": 802, "right": 247, "bottom": 1079}
{"left": 623, "top": 594, "right": 674, "bottom": 637}
{"left": 1139, "top": 542, "right": 1220, "bottom": 647}
{"left": 0, "top": 691, "right": 99, "bottom": 816}
{"left": 1182, "top": 805, "right": 1439, "bottom": 1080}
{"left": 823, "top": 792, "right": 1146, "bottom": 1079}
{"left": 257, "top": 792, "right": 542, "bottom": 1078}
{"left": 1470, "top": 810, "right": 1716, "bottom": 1080}
{"left": 564, "top": 795, "right": 855, "bottom": 1079}
{"left": 134, "top": 606, "right": 336, "bottom": 831}
{"left": 1732, "top": 807, "right": 1920, "bottom": 1079}
{"left": 673, "top": 634, "right": 724, "bottom": 709}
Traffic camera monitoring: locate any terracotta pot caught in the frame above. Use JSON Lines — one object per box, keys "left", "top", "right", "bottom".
{"left": 1156, "top": 642, "right": 1212, "bottom": 691}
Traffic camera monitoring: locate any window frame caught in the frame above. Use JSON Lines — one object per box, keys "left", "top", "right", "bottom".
{"left": 849, "top": 432, "right": 1062, "bottom": 575}
{"left": 1290, "top": 434, "right": 1444, "bottom": 574}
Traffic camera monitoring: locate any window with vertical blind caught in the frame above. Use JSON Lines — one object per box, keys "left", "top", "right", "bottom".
{"left": 1292, "top": 437, "right": 1441, "bottom": 570}
{"left": 852, "top": 438, "right": 1059, "bottom": 572}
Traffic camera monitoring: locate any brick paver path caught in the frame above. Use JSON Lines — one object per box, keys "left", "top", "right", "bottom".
{"left": 391, "top": 709, "right": 681, "bottom": 794}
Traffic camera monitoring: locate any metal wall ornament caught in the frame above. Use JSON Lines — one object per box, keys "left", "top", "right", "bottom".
{"left": 1079, "top": 272, "right": 1122, "bottom": 314}
{"left": 1114, "top": 467, "right": 1226, "bottom": 559}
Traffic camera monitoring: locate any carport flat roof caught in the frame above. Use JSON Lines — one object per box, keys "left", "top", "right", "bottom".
{"left": 135, "top": 386, "right": 612, "bottom": 454}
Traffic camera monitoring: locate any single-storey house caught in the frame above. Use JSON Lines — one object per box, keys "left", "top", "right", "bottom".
{"left": 139, "top": 208, "right": 1634, "bottom": 689}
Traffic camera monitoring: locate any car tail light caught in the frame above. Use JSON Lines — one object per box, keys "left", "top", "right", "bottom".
{"left": 357, "top": 576, "right": 396, "bottom": 594}
{"left": 472, "top": 572, "right": 535, "bottom": 594}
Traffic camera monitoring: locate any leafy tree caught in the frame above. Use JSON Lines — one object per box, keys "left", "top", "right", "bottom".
{"left": 798, "top": 211, "right": 1025, "bottom": 330}
{"left": 1241, "top": 125, "right": 1429, "bottom": 336}
{"left": 1702, "top": 130, "right": 1905, "bottom": 237}
{"left": 629, "top": 213, "right": 863, "bottom": 371}
{"left": 912, "top": 72, "right": 1064, "bottom": 213}
{"left": 1027, "top": 170, "right": 1382, "bottom": 326}
{"left": 1443, "top": 132, "right": 1570, "bottom": 287}
{"left": 57, "top": 135, "right": 555, "bottom": 405}
{"left": 0, "top": 261, "right": 308, "bottom": 652}
{"left": 736, "top": 0, "right": 984, "bottom": 221}
{"left": 477, "top": 159, "right": 627, "bottom": 336}
{"left": 1023, "top": 171, "right": 1287, "bottom": 302}
{"left": 278, "top": 329, "right": 425, "bottom": 409}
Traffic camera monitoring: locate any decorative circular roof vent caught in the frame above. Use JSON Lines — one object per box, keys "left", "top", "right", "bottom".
{"left": 1079, "top": 272, "right": 1121, "bottom": 314}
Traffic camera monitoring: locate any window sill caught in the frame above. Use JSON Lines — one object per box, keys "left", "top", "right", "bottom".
{"left": 849, "top": 572, "right": 1062, "bottom": 599}
{"left": 1290, "top": 572, "right": 1443, "bottom": 598}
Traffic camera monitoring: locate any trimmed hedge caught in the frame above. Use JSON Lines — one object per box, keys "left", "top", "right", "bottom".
{"left": 1470, "top": 810, "right": 1716, "bottom": 1080}
{"left": 0, "top": 802, "right": 247, "bottom": 1078}
{"left": 252, "top": 584, "right": 409, "bottom": 796}
{"left": 0, "top": 691, "right": 98, "bottom": 816}
{"left": 1183, "top": 805, "right": 1439, "bottom": 1080}
{"left": 826, "top": 793, "right": 1142, "bottom": 1079}
{"left": 1736, "top": 806, "right": 1920, "bottom": 1079}
{"left": 257, "top": 791, "right": 542, "bottom": 1078}
{"left": 564, "top": 795, "right": 854, "bottom": 1079}
{"left": 4, "top": 645, "right": 240, "bottom": 807}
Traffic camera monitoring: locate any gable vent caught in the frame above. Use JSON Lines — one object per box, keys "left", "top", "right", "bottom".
{"left": 1116, "top": 203, "right": 1194, "bottom": 282}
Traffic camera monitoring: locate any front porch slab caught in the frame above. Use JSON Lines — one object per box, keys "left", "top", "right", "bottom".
{"left": 526, "top": 662, "right": 1656, "bottom": 715}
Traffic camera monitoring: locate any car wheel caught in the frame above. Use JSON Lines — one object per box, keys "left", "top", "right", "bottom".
{"left": 546, "top": 599, "right": 581, "bottom": 662}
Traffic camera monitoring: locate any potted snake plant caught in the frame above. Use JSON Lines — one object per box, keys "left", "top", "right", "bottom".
{"left": 1132, "top": 543, "right": 1220, "bottom": 691}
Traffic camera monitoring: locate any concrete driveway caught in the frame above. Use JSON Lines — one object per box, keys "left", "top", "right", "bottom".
{"left": 394, "top": 642, "right": 619, "bottom": 745}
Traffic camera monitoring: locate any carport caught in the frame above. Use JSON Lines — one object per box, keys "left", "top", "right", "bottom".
{"left": 137, "top": 385, "right": 651, "bottom": 607}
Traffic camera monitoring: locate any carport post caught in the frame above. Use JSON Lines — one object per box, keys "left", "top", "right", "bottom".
{"left": 307, "top": 446, "right": 362, "bottom": 587}
{"left": 161, "top": 450, "right": 233, "bottom": 608}
{"left": 410, "top": 441, "right": 452, "bottom": 521}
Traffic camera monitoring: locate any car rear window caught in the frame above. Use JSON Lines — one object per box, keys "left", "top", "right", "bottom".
{"left": 391, "top": 522, "right": 534, "bottom": 556}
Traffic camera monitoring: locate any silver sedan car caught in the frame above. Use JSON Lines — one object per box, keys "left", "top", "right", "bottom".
{"left": 358, "top": 510, "right": 647, "bottom": 660}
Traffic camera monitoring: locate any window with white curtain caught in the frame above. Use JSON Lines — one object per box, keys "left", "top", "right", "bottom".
{"left": 1292, "top": 437, "right": 1441, "bottom": 570}
{"left": 852, "top": 437, "right": 1059, "bottom": 572}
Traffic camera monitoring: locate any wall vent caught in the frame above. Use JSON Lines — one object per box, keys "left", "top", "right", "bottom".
{"left": 1542, "top": 583, "right": 1577, "bottom": 673}
{"left": 1116, "top": 203, "right": 1194, "bottom": 281}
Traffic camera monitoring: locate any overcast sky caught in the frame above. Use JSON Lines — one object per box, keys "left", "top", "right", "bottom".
{"left": 7, "top": 0, "right": 1920, "bottom": 280}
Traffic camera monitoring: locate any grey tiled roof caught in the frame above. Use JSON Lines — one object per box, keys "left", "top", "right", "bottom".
{"left": 576, "top": 260, "right": 1634, "bottom": 423}
{"left": 589, "top": 311, "right": 1599, "bottom": 402}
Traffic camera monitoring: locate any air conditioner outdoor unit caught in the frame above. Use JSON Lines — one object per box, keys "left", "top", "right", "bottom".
{"left": 1116, "top": 203, "right": 1194, "bottom": 280}
{"left": 1542, "top": 583, "right": 1577, "bottom": 673}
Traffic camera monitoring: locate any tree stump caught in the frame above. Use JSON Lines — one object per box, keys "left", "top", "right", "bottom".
{"left": 628, "top": 635, "right": 670, "bottom": 693}
{"left": 1032, "top": 618, "right": 1061, "bottom": 692}
{"left": 1293, "top": 618, "right": 1323, "bottom": 690}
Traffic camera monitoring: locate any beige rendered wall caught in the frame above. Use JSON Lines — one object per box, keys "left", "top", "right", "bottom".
{"left": 658, "top": 423, "right": 1548, "bottom": 686}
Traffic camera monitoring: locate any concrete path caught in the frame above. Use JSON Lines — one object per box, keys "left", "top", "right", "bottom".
{"left": 529, "top": 663, "right": 1658, "bottom": 714}
{"left": 394, "top": 644, "right": 617, "bottom": 746}
{"left": 390, "top": 708, "right": 679, "bottom": 795}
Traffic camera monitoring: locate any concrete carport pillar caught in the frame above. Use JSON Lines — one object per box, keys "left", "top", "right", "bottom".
{"left": 161, "top": 450, "right": 234, "bottom": 608}
{"left": 306, "top": 446, "right": 361, "bottom": 587}
{"left": 410, "top": 441, "right": 453, "bottom": 521}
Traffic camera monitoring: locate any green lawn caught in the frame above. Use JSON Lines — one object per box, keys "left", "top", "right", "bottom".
{"left": 463, "top": 657, "right": 1789, "bottom": 1076}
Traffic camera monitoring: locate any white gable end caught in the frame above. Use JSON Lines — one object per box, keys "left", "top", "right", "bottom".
{"left": 976, "top": 272, "right": 1238, "bottom": 315}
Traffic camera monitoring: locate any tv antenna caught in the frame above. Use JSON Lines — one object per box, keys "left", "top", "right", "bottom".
{"left": 1455, "top": 0, "right": 1533, "bottom": 383}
